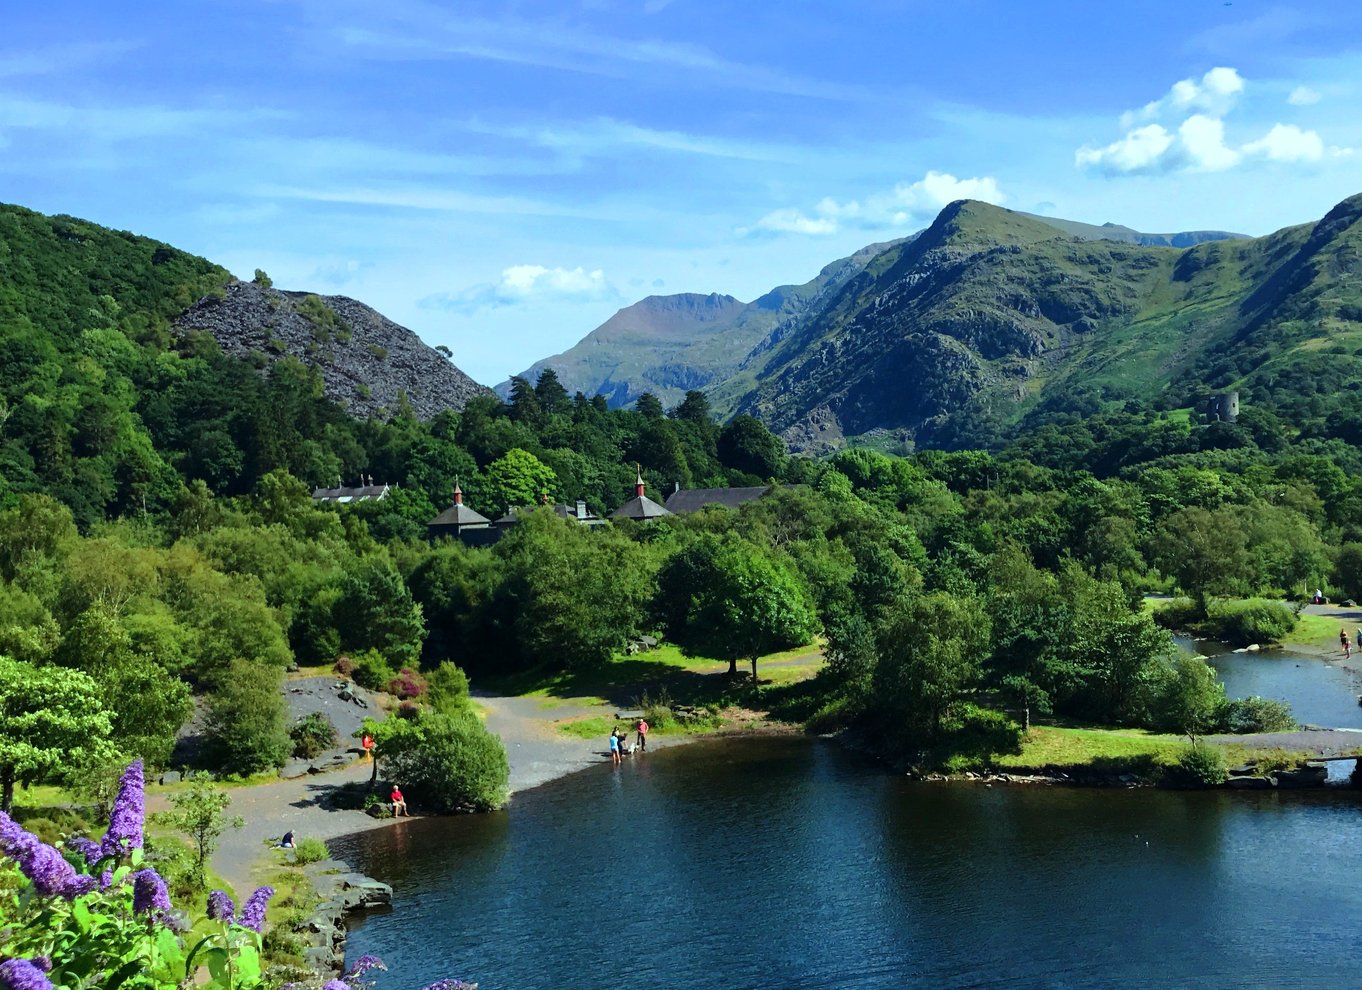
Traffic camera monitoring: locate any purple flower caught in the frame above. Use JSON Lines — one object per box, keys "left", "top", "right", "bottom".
{"left": 322, "top": 982, "right": 352, "bottom": 990}
{"left": 131, "top": 868, "right": 172, "bottom": 916}
{"left": 29, "top": 961, "right": 49, "bottom": 974}
{"left": 421, "top": 982, "right": 478, "bottom": 990}
{"left": 207, "top": 889, "right": 235, "bottom": 922}
{"left": 0, "top": 813, "right": 90, "bottom": 899}
{"left": 239, "top": 885, "right": 275, "bottom": 932}
{"left": 99, "top": 867, "right": 114, "bottom": 891}
{"left": 100, "top": 760, "right": 145, "bottom": 859}
{"left": 0, "top": 958, "right": 54, "bottom": 990}
{"left": 345, "top": 954, "right": 386, "bottom": 979}
{"left": 66, "top": 836, "right": 102, "bottom": 867}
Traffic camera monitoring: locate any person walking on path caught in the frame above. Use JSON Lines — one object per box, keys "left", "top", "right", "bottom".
{"left": 1342, "top": 630, "right": 1352, "bottom": 660}
{"left": 609, "top": 728, "right": 621, "bottom": 765}
{"left": 391, "top": 784, "right": 409, "bottom": 817}
{"left": 636, "top": 718, "right": 649, "bottom": 752}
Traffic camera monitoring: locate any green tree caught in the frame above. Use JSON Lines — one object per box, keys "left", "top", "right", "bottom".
{"left": 872, "top": 592, "right": 990, "bottom": 742}
{"left": 717, "top": 415, "right": 786, "bottom": 479}
{"left": 252, "top": 268, "right": 273, "bottom": 287}
{"left": 203, "top": 660, "right": 291, "bottom": 775}
{"left": 0, "top": 656, "right": 115, "bottom": 810}
{"left": 1156, "top": 652, "right": 1226, "bottom": 739}
{"left": 334, "top": 558, "right": 426, "bottom": 665}
{"left": 1152, "top": 506, "right": 1251, "bottom": 614}
{"left": 654, "top": 534, "right": 816, "bottom": 682}
{"left": 153, "top": 773, "right": 244, "bottom": 887}
{"left": 381, "top": 710, "right": 509, "bottom": 812}
{"left": 533, "top": 368, "right": 571, "bottom": 416}
{"left": 483, "top": 448, "right": 558, "bottom": 514}
{"left": 634, "top": 392, "right": 664, "bottom": 419}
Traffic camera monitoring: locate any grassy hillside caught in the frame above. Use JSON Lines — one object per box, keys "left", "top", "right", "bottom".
{"left": 721, "top": 195, "right": 1362, "bottom": 452}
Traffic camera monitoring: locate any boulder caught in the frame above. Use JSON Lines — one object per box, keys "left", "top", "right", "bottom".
{"left": 1273, "top": 764, "right": 1328, "bottom": 788}
{"left": 1226, "top": 775, "right": 1274, "bottom": 789}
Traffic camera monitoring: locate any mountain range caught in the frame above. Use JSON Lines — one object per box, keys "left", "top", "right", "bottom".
{"left": 507, "top": 198, "right": 1362, "bottom": 452}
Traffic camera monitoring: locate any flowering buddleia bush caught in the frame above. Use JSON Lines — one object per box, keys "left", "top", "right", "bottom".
{"left": 0, "top": 760, "right": 477, "bottom": 990}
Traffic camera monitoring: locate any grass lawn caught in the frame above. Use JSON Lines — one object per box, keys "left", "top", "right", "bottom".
{"left": 1286, "top": 610, "right": 1350, "bottom": 654}
{"left": 555, "top": 714, "right": 721, "bottom": 740}
{"left": 479, "top": 641, "right": 823, "bottom": 707}
{"left": 994, "top": 726, "right": 1187, "bottom": 771}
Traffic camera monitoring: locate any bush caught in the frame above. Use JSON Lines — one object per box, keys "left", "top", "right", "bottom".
{"left": 1217, "top": 696, "right": 1297, "bottom": 733}
{"left": 289, "top": 712, "right": 339, "bottom": 759}
{"left": 291, "top": 836, "right": 330, "bottom": 864}
{"left": 1152, "top": 598, "right": 1201, "bottom": 630}
{"left": 1173, "top": 744, "right": 1228, "bottom": 787}
{"left": 384, "top": 711, "right": 509, "bottom": 812}
{"left": 1208, "top": 598, "right": 1297, "bottom": 646}
{"left": 204, "top": 659, "right": 291, "bottom": 774}
{"left": 362, "top": 793, "right": 392, "bottom": 818}
{"left": 427, "top": 661, "right": 471, "bottom": 714}
{"left": 386, "top": 667, "right": 428, "bottom": 699}
{"left": 333, "top": 655, "right": 356, "bottom": 677}
{"left": 934, "top": 704, "right": 1023, "bottom": 772}
{"left": 348, "top": 649, "right": 394, "bottom": 690}
{"left": 639, "top": 688, "right": 675, "bottom": 731}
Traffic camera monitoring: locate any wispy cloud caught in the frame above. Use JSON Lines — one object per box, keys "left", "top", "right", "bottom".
{"left": 738, "top": 171, "right": 1005, "bottom": 237}
{"left": 421, "top": 265, "right": 617, "bottom": 313}
{"left": 1287, "top": 85, "right": 1321, "bottom": 106}
{"left": 253, "top": 183, "right": 604, "bottom": 219}
{"left": 0, "top": 94, "right": 285, "bottom": 141}
{"left": 467, "top": 116, "right": 800, "bottom": 163}
{"left": 0, "top": 40, "right": 140, "bottom": 78}
{"left": 326, "top": 9, "right": 874, "bottom": 101}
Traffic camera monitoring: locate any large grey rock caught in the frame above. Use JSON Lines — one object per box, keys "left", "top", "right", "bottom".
{"left": 1226, "top": 775, "right": 1275, "bottom": 789}
{"left": 1273, "top": 764, "right": 1328, "bottom": 788}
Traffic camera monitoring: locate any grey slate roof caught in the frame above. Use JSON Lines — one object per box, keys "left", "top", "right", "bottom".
{"left": 312, "top": 483, "right": 390, "bottom": 503}
{"left": 610, "top": 494, "right": 673, "bottom": 521}
{"left": 428, "top": 502, "right": 492, "bottom": 529}
{"left": 664, "top": 486, "right": 770, "bottom": 514}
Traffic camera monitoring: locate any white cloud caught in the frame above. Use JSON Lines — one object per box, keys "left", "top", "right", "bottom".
{"left": 1080, "top": 67, "right": 1348, "bottom": 176}
{"left": 1242, "top": 123, "right": 1326, "bottom": 163}
{"left": 1121, "top": 66, "right": 1244, "bottom": 126}
{"left": 1075, "top": 124, "right": 1174, "bottom": 173}
{"left": 738, "top": 170, "right": 1004, "bottom": 237}
{"left": 1178, "top": 114, "right": 1239, "bottom": 171}
{"left": 420, "top": 265, "right": 615, "bottom": 312}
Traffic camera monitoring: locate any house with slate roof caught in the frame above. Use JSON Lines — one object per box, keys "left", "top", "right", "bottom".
{"left": 610, "top": 466, "right": 673, "bottom": 521}
{"left": 312, "top": 476, "right": 391, "bottom": 503}
{"left": 427, "top": 482, "right": 497, "bottom": 545}
{"left": 664, "top": 483, "right": 771, "bottom": 514}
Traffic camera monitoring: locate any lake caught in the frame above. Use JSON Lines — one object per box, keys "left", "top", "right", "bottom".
{"left": 335, "top": 737, "right": 1362, "bottom": 990}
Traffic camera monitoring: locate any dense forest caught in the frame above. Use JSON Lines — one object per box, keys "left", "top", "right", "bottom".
{"left": 2, "top": 201, "right": 1358, "bottom": 803}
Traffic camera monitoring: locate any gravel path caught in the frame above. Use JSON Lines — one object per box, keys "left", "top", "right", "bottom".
{"left": 1204, "top": 728, "right": 1362, "bottom": 756}
{"left": 177, "top": 690, "right": 702, "bottom": 897}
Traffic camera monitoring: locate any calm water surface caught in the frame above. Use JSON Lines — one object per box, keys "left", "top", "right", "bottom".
{"left": 335, "top": 738, "right": 1362, "bottom": 990}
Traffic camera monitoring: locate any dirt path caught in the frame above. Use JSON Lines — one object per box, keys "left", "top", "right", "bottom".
{"left": 179, "top": 690, "right": 705, "bottom": 896}
{"left": 1205, "top": 728, "right": 1362, "bottom": 756}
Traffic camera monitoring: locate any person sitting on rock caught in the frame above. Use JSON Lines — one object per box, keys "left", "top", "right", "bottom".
{"left": 279, "top": 830, "right": 295, "bottom": 849}
{"left": 391, "top": 784, "right": 409, "bottom": 817}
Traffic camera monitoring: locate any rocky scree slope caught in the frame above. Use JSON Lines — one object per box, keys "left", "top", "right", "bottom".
{"left": 175, "top": 280, "right": 488, "bottom": 420}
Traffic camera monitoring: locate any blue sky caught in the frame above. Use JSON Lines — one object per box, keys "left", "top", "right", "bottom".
{"left": 3, "top": 1, "right": 1361, "bottom": 385}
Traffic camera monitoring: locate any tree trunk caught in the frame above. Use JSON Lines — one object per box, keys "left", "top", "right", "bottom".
{"left": 750, "top": 655, "right": 758, "bottom": 687}
{"left": 727, "top": 657, "right": 738, "bottom": 677}
{"left": 370, "top": 755, "right": 379, "bottom": 787}
{"left": 1022, "top": 704, "right": 1030, "bottom": 734}
{"left": 1, "top": 767, "right": 12, "bottom": 814}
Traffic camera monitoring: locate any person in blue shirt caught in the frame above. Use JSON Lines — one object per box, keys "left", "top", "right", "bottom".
{"left": 609, "top": 728, "right": 621, "bottom": 765}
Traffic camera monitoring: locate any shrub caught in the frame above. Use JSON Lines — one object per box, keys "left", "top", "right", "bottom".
{"left": 333, "top": 655, "right": 356, "bottom": 677}
{"left": 1208, "top": 598, "right": 1297, "bottom": 646}
{"left": 204, "top": 660, "right": 291, "bottom": 775}
{"left": 639, "top": 688, "right": 675, "bottom": 731}
{"left": 384, "top": 711, "right": 509, "bottom": 812}
{"left": 396, "top": 700, "right": 421, "bottom": 719}
{"left": 1217, "top": 696, "right": 1297, "bottom": 734}
{"left": 386, "top": 667, "right": 428, "bottom": 699}
{"left": 1152, "top": 597, "right": 1201, "bottom": 631}
{"left": 289, "top": 712, "right": 339, "bottom": 759}
{"left": 427, "top": 661, "right": 471, "bottom": 714}
{"left": 349, "top": 649, "right": 394, "bottom": 690}
{"left": 291, "top": 836, "right": 329, "bottom": 864}
{"left": 362, "top": 793, "right": 392, "bottom": 818}
{"left": 1173, "top": 744, "right": 1228, "bottom": 787}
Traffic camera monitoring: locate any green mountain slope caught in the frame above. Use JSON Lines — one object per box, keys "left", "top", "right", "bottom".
{"left": 501, "top": 238, "right": 907, "bottom": 408}
{"left": 721, "top": 195, "right": 1362, "bottom": 451}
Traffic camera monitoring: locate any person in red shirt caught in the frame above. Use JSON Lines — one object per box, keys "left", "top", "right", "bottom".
{"left": 391, "top": 785, "right": 409, "bottom": 817}
{"left": 636, "top": 718, "right": 649, "bottom": 752}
